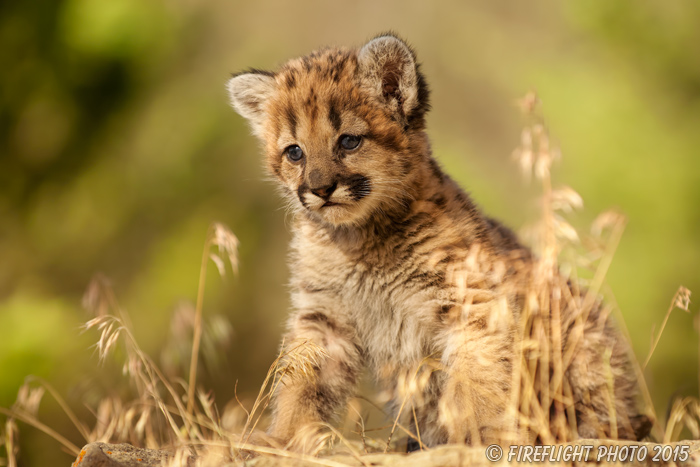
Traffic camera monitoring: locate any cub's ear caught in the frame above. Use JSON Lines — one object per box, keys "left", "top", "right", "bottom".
{"left": 358, "top": 34, "right": 428, "bottom": 127}
{"left": 227, "top": 70, "right": 277, "bottom": 137}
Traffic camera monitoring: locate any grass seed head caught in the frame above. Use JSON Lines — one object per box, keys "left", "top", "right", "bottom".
{"left": 211, "top": 223, "right": 239, "bottom": 276}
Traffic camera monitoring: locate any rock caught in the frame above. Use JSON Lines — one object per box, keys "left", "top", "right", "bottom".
{"left": 71, "top": 442, "right": 193, "bottom": 467}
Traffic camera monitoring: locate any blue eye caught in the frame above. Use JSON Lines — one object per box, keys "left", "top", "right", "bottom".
{"left": 287, "top": 145, "right": 304, "bottom": 162}
{"left": 340, "top": 135, "right": 362, "bottom": 150}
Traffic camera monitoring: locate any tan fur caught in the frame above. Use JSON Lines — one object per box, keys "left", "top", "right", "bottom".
{"left": 227, "top": 34, "right": 651, "bottom": 449}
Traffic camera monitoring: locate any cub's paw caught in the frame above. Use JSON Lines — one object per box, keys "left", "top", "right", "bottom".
{"left": 237, "top": 430, "right": 286, "bottom": 460}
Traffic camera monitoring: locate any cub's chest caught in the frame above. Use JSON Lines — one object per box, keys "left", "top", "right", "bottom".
{"left": 295, "top": 232, "right": 437, "bottom": 306}
{"left": 293, "top": 235, "right": 448, "bottom": 366}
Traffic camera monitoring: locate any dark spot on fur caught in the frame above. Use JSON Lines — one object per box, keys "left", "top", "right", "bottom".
{"left": 337, "top": 53, "right": 349, "bottom": 68}
{"left": 299, "top": 312, "right": 337, "bottom": 333}
{"left": 406, "top": 439, "right": 420, "bottom": 453}
{"left": 631, "top": 415, "right": 654, "bottom": 441}
{"left": 311, "top": 386, "right": 338, "bottom": 418}
{"left": 297, "top": 184, "right": 309, "bottom": 208}
{"left": 328, "top": 99, "right": 342, "bottom": 132}
{"left": 306, "top": 89, "right": 315, "bottom": 104}
{"left": 345, "top": 174, "right": 371, "bottom": 201}
{"left": 436, "top": 254, "right": 453, "bottom": 265}
{"left": 354, "top": 343, "right": 366, "bottom": 360}
{"left": 406, "top": 233, "right": 437, "bottom": 251}
{"left": 299, "top": 385, "right": 337, "bottom": 420}
{"left": 300, "top": 282, "right": 331, "bottom": 294}
{"left": 285, "top": 71, "right": 296, "bottom": 89}
{"left": 367, "top": 129, "right": 403, "bottom": 154}
{"left": 454, "top": 191, "right": 477, "bottom": 216}
{"left": 429, "top": 194, "right": 447, "bottom": 208}
{"left": 470, "top": 317, "right": 486, "bottom": 329}
{"left": 406, "top": 270, "right": 432, "bottom": 285}
{"left": 428, "top": 158, "right": 444, "bottom": 183}
{"left": 285, "top": 106, "right": 297, "bottom": 138}
{"left": 302, "top": 57, "right": 312, "bottom": 72}
{"left": 401, "top": 157, "right": 413, "bottom": 175}
{"left": 304, "top": 90, "right": 318, "bottom": 122}
{"left": 339, "top": 361, "right": 356, "bottom": 383}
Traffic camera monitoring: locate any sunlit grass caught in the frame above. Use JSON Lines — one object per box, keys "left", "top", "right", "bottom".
{"left": 0, "top": 94, "right": 697, "bottom": 466}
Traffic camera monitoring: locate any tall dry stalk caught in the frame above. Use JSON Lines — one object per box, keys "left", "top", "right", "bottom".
{"left": 2, "top": 94, "right": 698, "bottom": 466}
{"left": 506, "top": 91, "right": 655, "bottom": 444}
{"left": 187, "top": 223, "right": 239, "bottom": 418}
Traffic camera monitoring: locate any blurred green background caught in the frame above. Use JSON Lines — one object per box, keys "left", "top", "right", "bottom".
{"left": 1, "top": 0, "right": 699, "bottom": 463}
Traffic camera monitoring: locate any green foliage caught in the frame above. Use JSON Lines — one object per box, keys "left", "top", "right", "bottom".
{"left": 0, "top": 294, "right": 84, "bottom": 406}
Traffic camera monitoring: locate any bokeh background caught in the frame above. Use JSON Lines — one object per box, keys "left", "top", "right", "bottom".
{"left": 1, "top": 0, "right": 699, "bottom": 463}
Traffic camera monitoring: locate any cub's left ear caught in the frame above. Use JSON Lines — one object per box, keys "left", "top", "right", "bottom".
{"left": 358, "top": 34, "right": 428, "bottom": 127}
{"left": 227, "top": 70, "right": 277, "bottom": 138}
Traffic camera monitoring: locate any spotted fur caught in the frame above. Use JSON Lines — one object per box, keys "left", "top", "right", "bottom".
{"left": 227, "top": 33, "right": 652, "bottom": 449}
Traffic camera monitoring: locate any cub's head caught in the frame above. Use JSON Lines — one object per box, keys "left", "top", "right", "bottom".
{"left": 227, "top": 34, "right": 430, "bottom": 227}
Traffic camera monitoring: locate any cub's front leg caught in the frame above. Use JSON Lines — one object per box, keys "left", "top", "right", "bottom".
{"left": 437, "top": 303, "right": 515, "bottom": 446}
{"left": 267, "top": 303, "right": 363, "bottom": 449}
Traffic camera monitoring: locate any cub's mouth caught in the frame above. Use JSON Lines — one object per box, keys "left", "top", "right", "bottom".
{"left": 299, "top": 174, "right": 371, "bottom": 209}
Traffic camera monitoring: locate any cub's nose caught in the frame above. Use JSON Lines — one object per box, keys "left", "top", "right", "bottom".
{"left": 310, "top": 182, "right": 337, "bottom": 200}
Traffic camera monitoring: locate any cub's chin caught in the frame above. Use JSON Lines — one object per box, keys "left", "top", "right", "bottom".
{"left": 308, "top": 200, "right": 376, "bottom": 228}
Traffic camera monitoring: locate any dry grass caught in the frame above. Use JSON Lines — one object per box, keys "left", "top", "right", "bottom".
{"left": 0, "top": 93, "right": 698, "bottom": 466}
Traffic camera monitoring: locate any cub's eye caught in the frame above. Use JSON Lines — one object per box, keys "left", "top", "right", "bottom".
{"left": 286, "top": 145, "right": 304, "bottom": 162}
{"left": 339, "top": 134, "right": 362, "bottom": 151}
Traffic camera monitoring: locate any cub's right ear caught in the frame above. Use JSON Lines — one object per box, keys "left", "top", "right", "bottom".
{"left": 227, "top": 70, "right": 277, "bottom": 137}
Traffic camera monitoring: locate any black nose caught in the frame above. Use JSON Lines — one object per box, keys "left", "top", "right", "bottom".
{"left": 310, "top": 182, "right": 337, "bottom": 200}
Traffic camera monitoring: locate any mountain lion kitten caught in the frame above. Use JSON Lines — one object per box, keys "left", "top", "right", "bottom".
{"left": 226, "top": 33, "right": 652, "bottom": 449}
